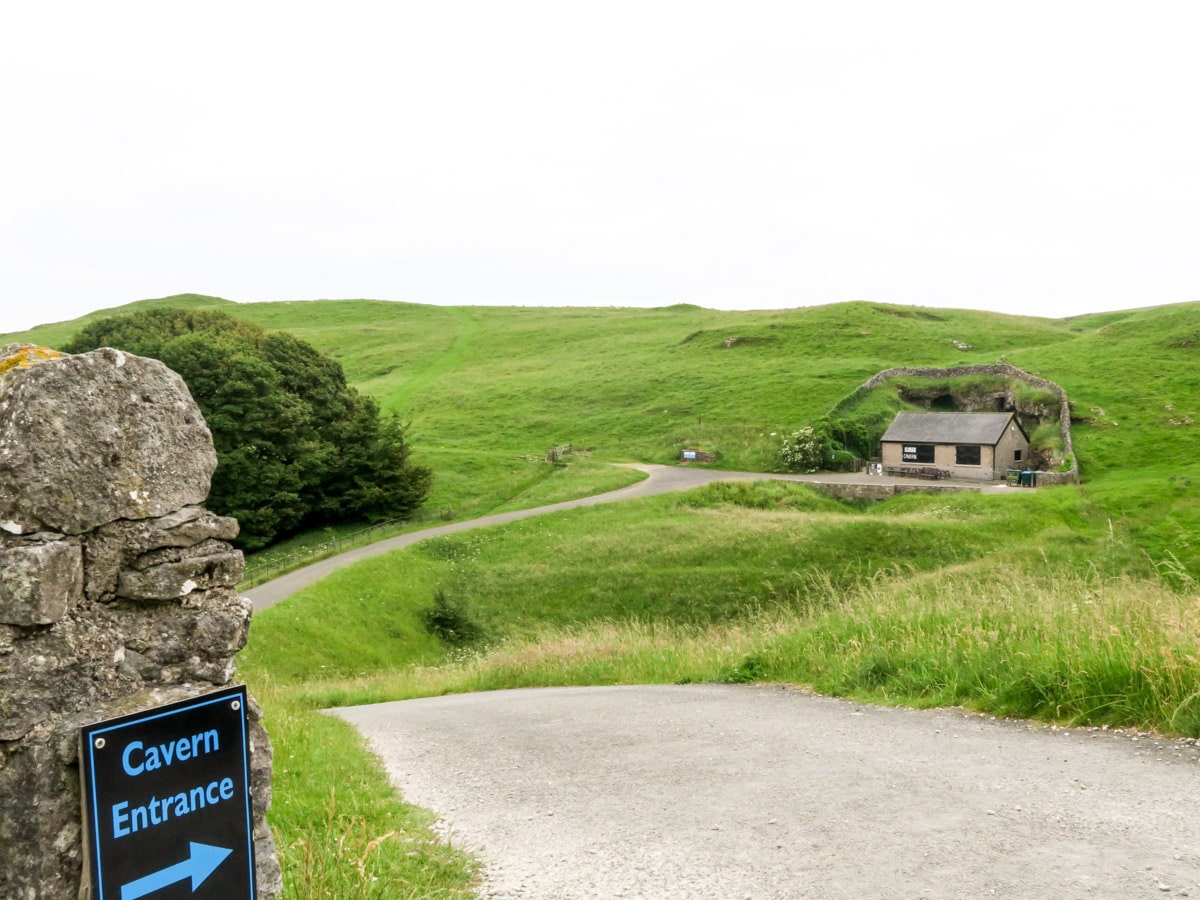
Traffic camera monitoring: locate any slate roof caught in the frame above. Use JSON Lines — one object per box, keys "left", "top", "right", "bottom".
{"left": 880, "top": 412, "right": 1020, "bottom": 446}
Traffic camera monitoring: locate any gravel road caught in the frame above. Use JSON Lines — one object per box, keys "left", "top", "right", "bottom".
{"left": 335, "top": 684, "right": 1200, "bottom": 899}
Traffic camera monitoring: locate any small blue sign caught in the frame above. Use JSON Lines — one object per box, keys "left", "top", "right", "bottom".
{"left": 79, "top": 686, "right": 256, "bottom": 899}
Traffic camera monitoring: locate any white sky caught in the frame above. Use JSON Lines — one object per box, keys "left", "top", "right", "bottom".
{"left": 3, "top": 2, "right": 1199, "bottom": 333}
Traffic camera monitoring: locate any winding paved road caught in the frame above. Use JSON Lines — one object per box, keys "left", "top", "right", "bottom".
{"left": 246, "top": 465, "right": 983, "bottom": 610}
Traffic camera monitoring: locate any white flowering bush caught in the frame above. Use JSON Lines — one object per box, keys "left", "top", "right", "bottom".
{"left": 779, "top": 426, "right": 825, "bottom": 473}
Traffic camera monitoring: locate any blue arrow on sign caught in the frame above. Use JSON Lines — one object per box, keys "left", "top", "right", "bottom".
{"left": 120, "top": 842, "right": 233, "bottom": 900}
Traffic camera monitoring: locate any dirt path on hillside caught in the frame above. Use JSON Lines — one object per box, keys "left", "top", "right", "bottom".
{"left": 245, "top": 465, "right": 994, "bottom": 610}
{"left": 335, "top": 684, "right": 1200, "bottom": 900}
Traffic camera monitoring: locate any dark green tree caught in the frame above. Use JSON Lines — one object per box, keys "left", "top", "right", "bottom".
{"left": 66, "top": 308, "right": 432, "bottom": 549}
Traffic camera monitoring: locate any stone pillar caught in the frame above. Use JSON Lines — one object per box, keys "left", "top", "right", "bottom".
{"left": 0, "top": 344, "right": 281, "bottom": 898}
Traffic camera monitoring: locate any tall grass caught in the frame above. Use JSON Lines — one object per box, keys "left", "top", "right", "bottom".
{"left": 763, "top": 563, "right": 1200, "bottom": 735}
{"left": 279, "top": 561, "right": 1200, "bottom": 739}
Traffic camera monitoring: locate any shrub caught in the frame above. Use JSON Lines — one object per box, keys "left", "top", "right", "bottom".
{"left": 826, "top": 449, "right": 859, "bottom": 472}
{"left": 420, "top": 591, "right": 484, "bottom": 645}
{"left": 779, "top": 427, "right": 826, "bottom": 473}
{"left": 824, "top": 417, "right": 881, "bottom": 461}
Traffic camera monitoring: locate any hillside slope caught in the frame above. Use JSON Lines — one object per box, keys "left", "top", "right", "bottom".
{"left": 6, "top": 294, "right": 1199, "bottom": 575}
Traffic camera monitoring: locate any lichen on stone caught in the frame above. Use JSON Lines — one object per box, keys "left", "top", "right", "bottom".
{"left": 0, "top": 344, "right": 64, "bottom": 378}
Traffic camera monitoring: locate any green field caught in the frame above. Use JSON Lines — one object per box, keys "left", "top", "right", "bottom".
{"left": 6, "top": 295, "right": 1200, "bottom": 897}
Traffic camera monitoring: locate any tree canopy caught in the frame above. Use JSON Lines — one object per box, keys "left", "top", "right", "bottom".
{"left": 66, "top": 309, "right": 432, "bottom": 549}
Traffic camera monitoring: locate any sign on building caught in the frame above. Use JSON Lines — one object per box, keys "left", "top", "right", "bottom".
{"left": 902, "top": 444, "right": 934, "bottom": 464}
{"left": 79, "top": 685, "right": 256, "bottom": 899}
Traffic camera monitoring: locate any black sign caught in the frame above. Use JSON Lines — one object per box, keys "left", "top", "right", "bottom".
{"left": 902, "top": 444, "right": 934, "bottom": 464}
{"left": 79, "top": 685, "right": 256, "bottom": 900}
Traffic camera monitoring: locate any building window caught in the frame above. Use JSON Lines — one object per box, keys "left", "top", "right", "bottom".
{"left": 956, "top": 445, "right": 982, "bottom": 466}
{"left": 1014, "top": 449, "right": 1022, "bottom": 462}
{"left": 902, "top": 444, "right": 935, "bottom": 464}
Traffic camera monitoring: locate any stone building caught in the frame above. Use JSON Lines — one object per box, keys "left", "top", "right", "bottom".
{"left": 880, "top": 411, "right": 1030, "bottom": 480}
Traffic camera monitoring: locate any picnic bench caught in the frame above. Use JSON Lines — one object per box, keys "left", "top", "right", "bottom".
{"left": 884, "top": 466, "right": 951, "bottom": 480}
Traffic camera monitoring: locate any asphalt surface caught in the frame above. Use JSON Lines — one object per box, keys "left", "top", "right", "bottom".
{"left": 245, "top": 465, "right": 992, "bottom": 610}
{"left": 335, "top": 684, "right": 1200, "bottom": 900}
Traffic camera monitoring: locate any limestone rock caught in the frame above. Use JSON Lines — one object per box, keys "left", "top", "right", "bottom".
{"left": 0, "top": 610, "right": 128, "bottom": 741}
{"left": 0, "top": 343, "right": 278, "bottom": 898}
{"left": 0, "top": 344, "right": 217, "bottom": 535}
{"left": 121, "top": 592, "right": 251, "bottom": 679}
{"left": 0, "top": 538, "right": 83, "bottom": 625}
{"left": 246, "top": 695, "right": 284, "bottom": 897}
{"left": 118, "top": 587, "right": 252, "bottom": 666}
{"left": 0, "top": 721, "right": 85, "bottom": 900}
{"left": 84, "top": 508, "right": 240, "bottom": 603}
{"left": 117, "top": 539, "right": 245, "bottom": 601}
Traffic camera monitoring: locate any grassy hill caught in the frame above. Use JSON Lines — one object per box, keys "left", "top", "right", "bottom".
{"left": 6, "top": 294, "right": 1200, "bottom": 897}
{"left": 7, "top": 293, "right": 1198, "bottom": 570}
{"left": 6, "top": 293, "right": 1176, "bottom": 482}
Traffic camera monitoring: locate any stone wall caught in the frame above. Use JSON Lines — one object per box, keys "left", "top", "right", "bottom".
{"left": 0, "top": 344, "right": 281, "bottom": 898}
{"left": 857, "top": 363, "right": 1079, "bottom": 485}
{"left": 809, "top": 482, "right": 977, "bottom": 502}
